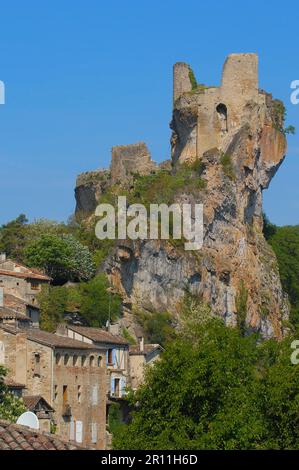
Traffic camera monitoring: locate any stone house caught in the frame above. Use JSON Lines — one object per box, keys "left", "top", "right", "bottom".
{"left": 56, "top": 324, "right": 129, "bottom": 400}
{"left": 0, "top": 254, "right": 50, "bottom": 309}
{"left": 0, "top": 324, "right": 107, "bottom": 449}
{"left": 129, "top": 337, "right": 163, "bottom": 390}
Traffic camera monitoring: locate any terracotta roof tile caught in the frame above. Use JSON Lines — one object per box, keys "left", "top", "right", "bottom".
{"left": 26, "top": 329, "right": 95, "bottom": 350}
{"left": 65, "top": 325, "right": 128, "bottom": 345}
{"left": 0, "top": 268, "right": 50, "bottom": 281}
{"left": 0, "top": 306, "right": 31, "bottom": 321}
{"left": 22, "top": 395, "right": 54, "bottom": 412}
{"left": 0, "top": 324, "right": 96, "bottom": 351}
{"left": 0, "top": 420, "right": 88, "bottom": 450}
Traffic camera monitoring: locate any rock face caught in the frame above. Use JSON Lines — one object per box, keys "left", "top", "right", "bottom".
{"left": 75, "top": 170, "right": 110, "bottom": 216}
{"left": 105, "top": 54, "right": 289, "bottom": 339}
{"left": 76, "top": 53, "right": 290, "bottom": 339}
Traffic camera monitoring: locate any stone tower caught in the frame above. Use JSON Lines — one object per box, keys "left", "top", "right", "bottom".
{"left": 171, "top": 53, "right": 265, "bottom": 164}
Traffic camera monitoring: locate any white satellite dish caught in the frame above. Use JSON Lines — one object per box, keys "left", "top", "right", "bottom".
{"left": 17, "top": 411, "right": 39, "bottom": 430}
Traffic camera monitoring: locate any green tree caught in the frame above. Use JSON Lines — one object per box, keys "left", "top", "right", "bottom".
{"left": 113, "top": 318, "right": 265, "bottom": 450}
{"left": 0, "top": 214, "right": 28, "bottom": 260}
{"left": 266, "top": 224, "right": 299, "bottom": 328}
{"left": 24, "top": 234, "right": 95, "bottom": 284}
{"left": 78, "top": 274, "right": 121, "bottom": 327}
{"left": 0, "top": 366, "right": 26, "bottom": 422}
{"left": 38, "top": 285, "right": 68, "bottom": 332}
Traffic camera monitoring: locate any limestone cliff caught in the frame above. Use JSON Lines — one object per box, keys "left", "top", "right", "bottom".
{"left": 75, "top": 53, "right": 290, "bottom": 339}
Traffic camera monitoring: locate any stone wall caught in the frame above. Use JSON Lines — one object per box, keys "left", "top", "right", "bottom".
{"left": 171, "top": 53, "right": 262, "bottom": 163}
{"left": 110, "top": 142, "right": 157, "bottom": 183}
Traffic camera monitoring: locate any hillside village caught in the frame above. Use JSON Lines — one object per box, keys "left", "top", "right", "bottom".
{"left": 0, "top": 253, "right": 162, "bottom": 449}
{"left": 1, "top": 53, "right": 299, "bottom": 452}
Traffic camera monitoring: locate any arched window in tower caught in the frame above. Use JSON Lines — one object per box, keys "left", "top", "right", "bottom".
{"left": 216, "top": 103, "right": 228, "bottom": 133}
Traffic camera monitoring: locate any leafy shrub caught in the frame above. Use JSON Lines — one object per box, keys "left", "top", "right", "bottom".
{"left": 220, "top": 153, "right": 236, "bottom": 181}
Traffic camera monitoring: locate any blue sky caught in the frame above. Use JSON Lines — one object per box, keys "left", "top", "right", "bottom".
{"left": 0, "top": 0, "right": 298, "bottom": 226}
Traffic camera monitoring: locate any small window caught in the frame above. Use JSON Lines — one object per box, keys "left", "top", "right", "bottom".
{"left": 81, "top": 356, "right": 86, "bottom": 367}
{"left": 114, "top": 378, "right": 120, "bottom": 397}
{"left": 64, "top": 354, "right": 69, "bottom": 366}
{"left": 34, "top": 353, "right": 41, "bottom": 377}
{"left": 55, "top": 353, "right": 61, "bottom": 365}
{"left": 89, "top": 355, "right": 95, "bottom": 367}
{"left": 216, "top": 103, "right": 228, "bottom": 133}
{"left": 54, "top": 384, "right": 58, "bottom": 402}
{"left": 97, "top": 356, "right": 102, "bottom": 367}
{"left": 107, "top": 349, "right": 113, "bottom": 365}
{"left": 30, "top": 281, "right": 40, "bottom": 291}
{"left": 73, "top": 355, "right": 78, "bottom": 367}
{"left": 63, "top": 385, "right": 68, "bottom": 405}
{"left": 77, "top": 385, "right": 82, "bottom": 403}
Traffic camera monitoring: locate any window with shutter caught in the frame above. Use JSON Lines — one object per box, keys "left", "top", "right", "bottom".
{"left": 91, "top": 423, "right": 97, "bottom": 443}
{"left": 91, "top": 385, "right": 98, "bottom": 405}
{"left": 111, "top": 376, "right": 115, "bottom": 395}
{"left": 70, "top": 418, "right": 75, "bottom": 441}
{"left": 76, "top": 421, "right": 83, "bottom": 443}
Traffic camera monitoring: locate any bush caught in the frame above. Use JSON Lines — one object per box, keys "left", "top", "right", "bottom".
{"left": 24, "top": 234, "right": 95, "bottom": 284}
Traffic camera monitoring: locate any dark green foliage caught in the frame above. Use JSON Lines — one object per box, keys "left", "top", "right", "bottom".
{"left": 0, "top": 214, "right": 28, "bottom": 260}
{"left": 108, "top": 403, "right": 126, "bottom": 436}
{"left": 131, "top": 167, "right": 206, "bottom": 209}
{"left": 263, "top": 213, "right": 277, "bottom": 240}
{"left": 24, "top": 234, "right": 95, "bottom": 284}
{"left": 113, "top": 318, "right": 299, "bottom": 450}
{"left": 77, "top": 274, "right": 121, "bottom": 327}
{"left": 188, "top": 66, "right": 197, "bottom": 90}
{"left": 135, "top": 311, "right": 176, "bottom": 347}
{"left": 272, "top": 100, "right": 296, "bottom": 135}
{"left": 0, "top": 366, "right": 26, "bottom": 422}
{"left": 38, "top": 285, "right": 68, "bottom": 332}
{"left": 38, "top": 274, "right": 121, "bottom": 331}
{"left": 266, "top": 223, "right": 299, "bottom": 329}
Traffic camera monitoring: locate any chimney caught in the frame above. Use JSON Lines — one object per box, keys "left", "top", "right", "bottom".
{"left": 0, "top": 253, "right": 6, "bottom": 262}
{"left": 139, "top": 336, "right": 144, "bottom": 353}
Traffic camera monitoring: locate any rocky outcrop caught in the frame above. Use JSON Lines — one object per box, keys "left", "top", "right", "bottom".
{"left": 75, "top": 170, "right": 110, "bottom": 216}
{"left": 75, "top": 53, "right": 290, "bottom": 339}
{"left": 75, "top": 143, "right": 157, "bottom": 216}
{"left": 104, "top": 54, "right": 289, "bottom": 339}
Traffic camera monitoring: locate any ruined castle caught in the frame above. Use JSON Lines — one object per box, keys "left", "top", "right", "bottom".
{"left": 172, "top": 54, "right": 264, "bottom": 162}
{"left": 75, "top": 53, "right": 289, "bottom": 339}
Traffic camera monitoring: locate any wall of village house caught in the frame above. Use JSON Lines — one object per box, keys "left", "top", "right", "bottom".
{"left": 25, "top": 340, "right": 53, "bottom": 402}
{"left": 0, "top": 273, "right": 46, "bottom": 305}
{"left": 129, "top": 350, "right": 161, "bottom": 390}
{"left": 0, "top": 329, "right": 28, "bottom": 385}
{"left": 53, "top": 349, "right": 107, "bottom": 449}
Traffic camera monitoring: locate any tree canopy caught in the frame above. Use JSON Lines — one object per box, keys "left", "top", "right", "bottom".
{"left": 113, "top": 316, "right": 299, "bottom": 450}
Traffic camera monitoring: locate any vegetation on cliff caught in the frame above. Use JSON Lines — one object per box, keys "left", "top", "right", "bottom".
{"left": 264, "top": 215, "right": 299, "bottom": 329}
{"left": 38, "top": 275, "right": 121, "bottom": 332}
